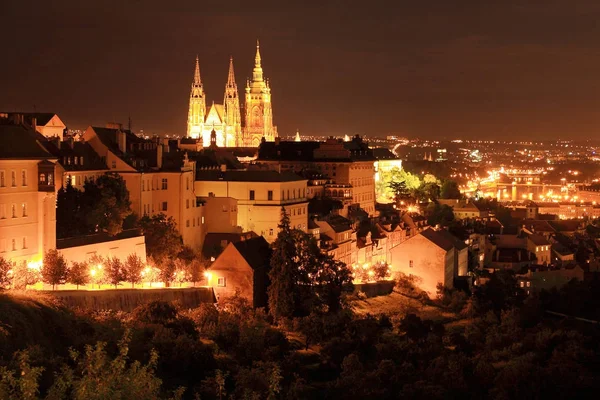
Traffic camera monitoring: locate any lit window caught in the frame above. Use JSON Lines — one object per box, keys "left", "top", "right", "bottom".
{"left": 217, "top": 277, "right": 226, "bottom": 287}
{"left": 526, "top": 281, "right": 531, "bottom": 287}
{"left": 48, "top": 173, "right": 53, "bottom": 186}
{"left": 22, "top": 203, "right": 27, "bottom": 217}
{"left": 520, "top": 281, "right": 524, "bottom": 288}
{"left": 202, "top": 216, "right": 205, "bottom": 224}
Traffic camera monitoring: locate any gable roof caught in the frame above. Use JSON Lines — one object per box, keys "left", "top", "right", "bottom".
{"left": 202, "top": 231, "right": 258, "bottom": 259}
{"left": 420, "top": 228, "right": 467, "bottom": 251}
{"left": 527, "top": 233, "right": 550, "bottom": 246}
{"left": 0, "top": 123, "right": 55, "bottom": 159}
{"left": 1, "top": 112, "right": 60, "bottom": 127}
{"left": 232, "top": 236, "right": 272, "bottom": 270}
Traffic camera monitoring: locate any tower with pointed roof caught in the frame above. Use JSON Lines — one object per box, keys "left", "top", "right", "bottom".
{"left": 224, "top": 56, "right": 242, "bottom": 147}
{"left": 186, "top": 41, "right": 277, "bottom": 147}
{"left": 187, "top": 56, "right": 206, "bottom": 139}
{"left": 244, "top": 40, "right": 277, "bottom": 146}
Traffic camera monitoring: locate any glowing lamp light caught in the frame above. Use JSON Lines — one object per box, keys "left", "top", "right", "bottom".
{"left": 204, "top": 271, "right": 213, "bottom": 281}
{"left": 90, "top": 269, "right": 96, "bottom": 277}
{"left": 27, "top": 260, "right": 42, "bottom": 270}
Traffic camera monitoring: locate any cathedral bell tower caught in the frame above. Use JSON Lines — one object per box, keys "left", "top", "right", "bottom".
{"left": 223, "top": 56, "right": 242, "bottom": 147}
{"left": 187, "top": 56, "right": 206, "bottom": 139}
{"left": 244, "top": 40, "right": 277, "bottom": 147}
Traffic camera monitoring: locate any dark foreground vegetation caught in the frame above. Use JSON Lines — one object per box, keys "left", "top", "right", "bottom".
{"left": 1, "top": 271, "right": 600, "bottom": 399}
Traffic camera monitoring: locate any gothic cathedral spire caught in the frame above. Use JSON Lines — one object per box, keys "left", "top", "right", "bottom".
{"left": 244, "top": 40, "right": 277, "bottom": 146}
{"left": 187, "top": 55, "right": 206, "bottom": 138}
{"left": 224, "top": 56, "right": 242, "bottom": 147}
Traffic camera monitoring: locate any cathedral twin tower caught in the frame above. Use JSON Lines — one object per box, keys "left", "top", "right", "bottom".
{"left": 186, "top": 41, "right": 278, "bottom": 147}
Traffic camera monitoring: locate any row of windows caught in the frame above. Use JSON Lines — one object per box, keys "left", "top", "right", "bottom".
{"left": 0, "top": 170, "right": 27, "bottom": 187}
{"left": 185, "top": 216, "right": 205, "bottom": 228}
{"left": 0, "top": 237, "right": 28, "bottom": 252}
{"left": 142, "top": 178, "right": 169, "bottom": 191}
{"left": 63, "top": 156, "right": 84, "bottom": 166}
{"left": 143, "top": 202, "right": 169, "bottom": 215}
{"left": 535, "top": 246, "right": 550, "bottom": 252}
{"left": 0, "top": 203, "right": 28, "bottom": 219}
{"left": 350, "top": 177, "right": 374, "bottom": 187}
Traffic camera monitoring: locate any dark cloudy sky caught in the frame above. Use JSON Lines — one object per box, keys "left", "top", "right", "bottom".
{"left": 1, "top": 0, "right": 599, "bottom": 140}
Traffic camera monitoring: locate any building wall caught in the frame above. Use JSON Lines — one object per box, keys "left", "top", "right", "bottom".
{"left": 202, "top": 196, "right": 240, "bottom": 233}
{"left": 208, "top": 244, "right": 254, "bottom": 303}
{"left": 457, "top": 248, "right": 469, "bottom": 276}
{"left": 0, "top": 160, "right": 56, "bottom": 265}
{"left": 36, "top": 115, "right": 65, "bottom": 140}
{"left": 526, "top": 240, "right": 551, "bottom": 265}
{"left": 59, "top": 235, "right": 147, "bottom": 265}
{"left": 195, "top": 179, "right": 308, "bottom": 242}
{"left": 120, "top": 169, "right": 204, "bottom": 250}
{"left": 389, "top": 235, "right": 450, "bottom": 297}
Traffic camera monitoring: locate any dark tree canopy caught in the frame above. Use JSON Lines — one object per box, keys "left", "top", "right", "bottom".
{"left": 138, "top": 214, "right": 183, "bottom": 264}
{"left": 56, "top": 174, "right": 132, "bottom": 238}
{"left": 440, "top": 180, "right": 462, "bottom": 199}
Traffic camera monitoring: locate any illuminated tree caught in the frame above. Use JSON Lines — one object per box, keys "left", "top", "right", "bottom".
{"left": 68, "top": 261, "right": 90, "bottom": 289}
{"left": 124, "top": 254, "right": 144, "bottom": 288}
{"left": 11, "top": 261, "right": 39, "bottom": 290}
{"left": 105, "top": 257, "right": 125, "bottom": 289}
{"left": 41, "top": 249, "right": 68, "bottom": 290}
{"left": 0, "top": 256, "right": 12, "bottom": 289}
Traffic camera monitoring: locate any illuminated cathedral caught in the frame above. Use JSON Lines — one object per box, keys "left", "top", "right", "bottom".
{"left": 186, "top": 41, "right": 278, "bottom": 147}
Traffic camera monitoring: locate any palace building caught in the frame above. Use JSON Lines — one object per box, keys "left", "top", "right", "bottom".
{"left": 187, "top": 41, "right": 277, "bottom": 147}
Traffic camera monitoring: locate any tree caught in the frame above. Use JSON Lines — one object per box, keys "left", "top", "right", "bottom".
{"left": 56, "top": 181, "right": 84, "bottom": 239}
{"left": 0, "top": 256, "right": 12, "bottom": 289}
{"left": 11, "top": 261, "right": 40, "bottom": 290}
{"left": 68, "top": 261, "right": 90, "bottom": 289}
{"left": 312, "top": 251, "right": 353, "bottom": 313}
{"left": 138, "top": 214, "right": 183, "bottom": 264}
{"left": 440, "top": 180, "right": 462, "bottom": 199}
{"left": 56, "top": 174, "right": 132, "bottom": 238}
{"left": 104, "top": 257, "right": 125, "bottom": 289}
{"left": 124, "top": 254, "right": 144, "bottom": 288}
{"left": 268, "top": 208, "right": 300, "bottom": 320}
{"left": 81, "top": 173, "right": 132, "bottom": 236}
{"left": 427, "top": 204, "right": 455, "bottom": 227}
{"left": 41, "top": 249, "right": 68, "bottom": 290}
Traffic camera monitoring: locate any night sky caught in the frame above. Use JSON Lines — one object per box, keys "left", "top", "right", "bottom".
{"left": 1, "top": 0, "right": 599, "bottom": 140}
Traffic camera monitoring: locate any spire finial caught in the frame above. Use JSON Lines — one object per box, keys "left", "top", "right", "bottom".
{"left": 226, "top": 56, "right": 236, "bottom": 87}
{"left": 193, "top": 55, "right": 201, "bottom": 85}
{"left": 255, "top": 39, "right": 261, "bottom": 67}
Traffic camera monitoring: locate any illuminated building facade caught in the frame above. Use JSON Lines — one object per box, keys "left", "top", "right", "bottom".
{"left": 0, "top": 122, "right": 57, "bottom": 265}
{"left": 187, "top": 42, "right": 277, "bottom": 147}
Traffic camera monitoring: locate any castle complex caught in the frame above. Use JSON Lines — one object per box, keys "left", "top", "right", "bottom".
{"left": 187, "top": 42, "right": 277, "bottom": 147}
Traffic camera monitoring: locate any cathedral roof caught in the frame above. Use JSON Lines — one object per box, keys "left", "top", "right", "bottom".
{"left": 205, "top": 103, "right": 224, "bottom": 124}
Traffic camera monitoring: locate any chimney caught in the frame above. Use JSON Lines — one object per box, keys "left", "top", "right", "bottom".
{"left": 67, "top": 137, "right": 74, "bottom": 149}
{"left": 156, "top": 144, "right": 163, "bottom": 169}
{"left": 31, "top": 117, "right": 37, "bottom": 132}
{"left": 116, "top": 130, "right": 126, "bottom": 153}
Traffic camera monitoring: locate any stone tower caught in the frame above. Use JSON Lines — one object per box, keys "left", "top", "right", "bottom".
{"left": 187, "top": 56, "right": 206, "bottom": 139}
{"left": 223, "top": 56, "right": 242, "bottom": 147}
{"left": 244, "top": 40, "right": 277, "bottom": 146}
